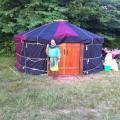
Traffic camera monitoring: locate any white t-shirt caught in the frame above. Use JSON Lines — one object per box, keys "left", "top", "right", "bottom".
{"left": 104, "top": 52, "right": 118, "bottom": 71}
{"left": 104, "top": 53, "right": 113, "bottom": 66}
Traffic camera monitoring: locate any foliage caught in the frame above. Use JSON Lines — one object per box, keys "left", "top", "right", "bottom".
{"left": 68, "top": 0, "right": 120, "bottom": 48}
{"left": 68, "top": 0, "right": 103, "bottom": 27}
{"left": 0, "top": 0, "right": 120, "bottom": 55}
{"left": 0, "top": 0, "right": 68, "bottom": 34}
{"left": 0, "top": 40, "right": 15, "bottom": 56}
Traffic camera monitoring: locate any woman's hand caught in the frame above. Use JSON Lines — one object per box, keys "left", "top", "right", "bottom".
{"left": 46, "top": 44, "right": 49, "bottom": 56}
{"left": 47, "top": 44, "right": 49, "bottom": 48}
{"left": 57, "top": 58, "right": 60, "bottom": 62}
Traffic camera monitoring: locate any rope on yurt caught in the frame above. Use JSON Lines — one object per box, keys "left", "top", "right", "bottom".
{"left": 27, "top": 58, "right": 47, "bottom": 62}
{"left": 16, "top": 61, "right": 47, "bottom": 73}
{"left": 24, "top": 66, "right": 47, "bottom": 72}
{"left": 83, "top": 63, "right": 103, "bottom": 74}
{"left": 25, "top": 42, "right": 45, "bottom": 45}
{"left": 83, "top": 55, "right": 102, "bottom": 60}
{"left": 15, "top": 42, "right": 45, "bottom": 46}
{"left": 82, "top": 55, "right": 102, "bottom": 74}
{"left": 83, "top": 43, "right": 103, "bottom": 74}
{"left": 24, "top": 42, "right": 27, "bottom": 73}
{"left": 87, "top": 44, "right": 102, "bottom": 46}
{"left": 16, "top": 53, "right": 47, "bottom": 62}
{"left": 16, "top": 41, "right": 46, "bottom": 61}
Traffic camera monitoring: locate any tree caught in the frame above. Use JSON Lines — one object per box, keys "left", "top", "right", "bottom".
{"left": 0, "top": 0, "right": 68, "bottom": 55}
{"left": 67, "top": 0, "right": 120, "bottom": 48}
{"left": 0, "top": 0, "right": 120, "bottom": 55}
{"left": 0, "top": 0, "right": 68, "bottom": 34}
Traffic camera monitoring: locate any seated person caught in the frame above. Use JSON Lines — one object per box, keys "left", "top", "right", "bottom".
{"left": 104, "top": 48, "right": 118, "bottom": 71}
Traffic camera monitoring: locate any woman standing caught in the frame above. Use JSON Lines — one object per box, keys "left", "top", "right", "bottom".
{"left": 46, "top": 39, "right": 61, "bottom": 79}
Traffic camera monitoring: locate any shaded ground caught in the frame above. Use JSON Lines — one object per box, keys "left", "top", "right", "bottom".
{"left": 0, "top": 57, "right": 120, "bottom": 120}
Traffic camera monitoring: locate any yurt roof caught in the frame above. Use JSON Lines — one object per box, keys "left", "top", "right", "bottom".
{"left": 14, "top": 21, "right": 104, "bottom": 44}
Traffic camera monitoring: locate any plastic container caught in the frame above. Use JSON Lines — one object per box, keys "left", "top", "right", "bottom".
{"left": 104, "top": 65, "right": 111, "bottom": 71}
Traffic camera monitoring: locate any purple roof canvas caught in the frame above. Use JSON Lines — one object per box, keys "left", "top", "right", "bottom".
{"left": 14, "top": 21, "right": 104, "bottom": 44}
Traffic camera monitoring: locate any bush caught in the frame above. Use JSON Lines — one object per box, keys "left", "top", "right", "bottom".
{"left": 0, "top": 39, "right": 15, "bottom": 56}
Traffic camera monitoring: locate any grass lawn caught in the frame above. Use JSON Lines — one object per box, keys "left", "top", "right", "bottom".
{"left": 0, "top": 57, "right": 120, "bottom": 120}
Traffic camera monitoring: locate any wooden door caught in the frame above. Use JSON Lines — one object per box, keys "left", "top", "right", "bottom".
{"left": 65, "top": 43, "right": 80, "bottom": 75}
{"left": 58, "top": 43, "right": 84, "bottom": 76}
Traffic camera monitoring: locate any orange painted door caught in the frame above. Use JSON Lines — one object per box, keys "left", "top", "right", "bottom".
{"left": 58, "top": 43, "right": 84, "bottom": 76}
{"left": 65, "top": 43, "right": 80, "bottom": 75}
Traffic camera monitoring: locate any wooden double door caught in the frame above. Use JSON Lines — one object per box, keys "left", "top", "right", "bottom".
{"left": 57, "top": 43, "right": 84, "bottom": 76}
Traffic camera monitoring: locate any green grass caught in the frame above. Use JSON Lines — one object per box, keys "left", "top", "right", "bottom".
{"left": 0, "top": 57, "right": 120, "bottom": 120}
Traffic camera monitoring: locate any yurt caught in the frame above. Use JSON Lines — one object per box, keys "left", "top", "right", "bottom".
{"left": 14, "top": 21, "right": 104, "bottom": 75}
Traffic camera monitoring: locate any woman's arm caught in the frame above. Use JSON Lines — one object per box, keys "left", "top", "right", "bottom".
{"left": 46, "top": 44, "right": 49, "bottom": 56}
